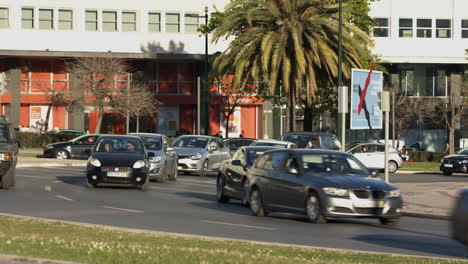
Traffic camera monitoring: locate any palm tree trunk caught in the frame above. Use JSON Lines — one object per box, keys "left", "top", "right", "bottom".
{"left": 287, "top": 87, "right": 297, "bottom": 132}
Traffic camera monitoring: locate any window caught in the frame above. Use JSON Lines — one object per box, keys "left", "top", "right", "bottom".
{"left": 416, "top": 19, "right": 431, "bottom": 38}
{"left": 461, "top": 20, "right": 468, "bottom": 38}
{"left": 399, "top": 18, "right": 412, "bottom": 37}
{"left": 102, "top": 11, "right": 117, "bottom": 32}
{"left": 122, "top": 11, "right": 136, "bottom": 32}
{"left": 166, "top": 13, "right": 180, "bottom": 33}
{"left": 85, "top": 10, "right": 97, "bottom": 31}
{"left": 58, "top": 10, "right": 73, "bottom": 30}
{"left": 435, "top": 19, "right": 451, "bottom": 38}
{"left": 39, "top": 9, "right": 53, "bottom": 29}
{"left": 271, "top": 152, "right": 289, "bottom": 170}
{"left": 0, "top": 8, "right": 9, "bottom": 28}
{"left": 184, "top": 13, "right": 199, "bottom": 33}
{"left": 148, "top": 12, "right": 161, "bottom": 32}
{"left": 22, "top": 8, "right": 34, "bottom": 29}
{"left": 373, "top": 18, "right": 389, "bottom": 37}
{"left": 398, "top": 64, "right": 448, "bottom": 97}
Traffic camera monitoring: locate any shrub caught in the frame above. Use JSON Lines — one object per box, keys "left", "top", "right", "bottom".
{"left": 408, "top": 151, "right": 446, "bottom": 162}
{"left": 15, "top": 132, "right": 77, "bottom": 149}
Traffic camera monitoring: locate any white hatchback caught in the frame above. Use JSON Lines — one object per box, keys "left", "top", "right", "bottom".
{"left": 346, "top": 143, "right": 403, "bottom": 173}
{"left": 250, "top": 139, "right": 297, "bottom": 149}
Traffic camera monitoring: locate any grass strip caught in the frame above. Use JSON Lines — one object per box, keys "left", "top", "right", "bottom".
{"left": 399, "top": 162, "right": 440, "bottom": 172}
{"left": 0, "top": 215, "right": 463, "bottom": 264}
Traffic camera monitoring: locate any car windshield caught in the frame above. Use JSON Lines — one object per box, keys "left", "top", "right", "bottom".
{"left": 140, "top": 136, "right": 162, "bottom": 150}
{"left": 94, "top": 138, "right": 144, "bottom": 154}
{"left": 0, "top": 124, "right": 9, "bottom": 143}
{"left": 172, "top": 137, "right": 209, "bottom": 148}
{"left": 301, "top": 154, "right": 369, "bottom": 176}
{"left": 345, "top": 143, "right": 360, "bottom": 152}
{"left": 252, "top": 142, "right": 287, "bottom": 147}
{"left": 457, "top": 148, "right": 468, "bottom": 155}
{"left": 280, "top": 134, "right": 313, "bottom": 148}
{"left": 246, "top": 148, "right": 274, "bottom": 166}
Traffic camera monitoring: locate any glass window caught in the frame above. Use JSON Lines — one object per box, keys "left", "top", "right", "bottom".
{"left": 140, "top": 136, "right": 162, "bottom": 150}
{"left": 373, "top": 18, "right": 389, "bottom": 37}
{"left": 122, "top": 11, "right": 136, "bottom": 32}
{"left": 85, "top": 10, "right": 98, "bottom": 31}
{"left": 461, "top": 20, "right": 468, "bottom": 38}
{"left": 166, "top": 13, "right": 180, "bottom": 33}
{"left": 271, "top": 152, "right": 289, "bottom": 170}
{"left": 95, "top": 138, "right": 144, "bottom": 154}
{"left": 255, "top": 154, "right": 268, "bottom": 168}
{"left": 398, "top": 64, "right": 447, "bottom": 97}
{"left": 0, "top": 8, "right": 9, "bottom": 28}
{"left": 172, "top": 136, "right": 208, "bottom": 148}
{"left": 247, "top": 149, "right": 270, "bottom": 166}
{"left": 148, "top": 12, "right": 160, "bottom": 32}
{"left": 58, "top": 9, "right": 73, "bottom": 30}
{"left": 22, "top": 8, "right": 34, "bottom": 29}
{"left": 216, "top": 139, "right": 225, "bottom": 148}
{"left": 102, "top": 11, "right": 117, "bottom": 32}
{"left": 416, "top": 19, "right": 432, "bottom": 38}
{"left": 184, "top": 14, "right": 199, "bottom": 33}
{"left": 436, "top": 19, "right": 451, "bottom": 38}
{"left": 301, "top": 154, "right": 368, "bottom": 175}
{"left": 39, "top": 9, "right": 53, "bottom": 29}
{"left": 399, "top": 18, "right": 413, "bottom": 37}
{"left": 0, "top": 124, "right": 9, "bottom": 143}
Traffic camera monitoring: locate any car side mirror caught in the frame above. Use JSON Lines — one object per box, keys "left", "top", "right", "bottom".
{"left": 231, "top": 160, "right": 242, "bottom": 166}
{"left": 288, "top": 168, "right": 298, "bottom": 174}
{"left": 369, "top": 169, "right": 379, "bottom": 178}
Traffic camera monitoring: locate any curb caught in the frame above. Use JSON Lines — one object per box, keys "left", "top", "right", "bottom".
{"left": 17, "top": 162, "right": 87, "bottom": 168}
{"left": 403, "top": 211, "right": 450, "bottom": 221}
{"left": 398, "top": 170, "right": 440, "bottom": 174}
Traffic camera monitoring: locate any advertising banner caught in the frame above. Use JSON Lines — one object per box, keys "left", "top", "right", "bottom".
{"left": 220, "top": 107, "right": 241, "bottom": 138}
{"left": 29, "top": 105, "right": 53, "bottom": 131}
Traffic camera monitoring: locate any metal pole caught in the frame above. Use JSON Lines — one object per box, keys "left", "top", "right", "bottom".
{"left": 385, "top": 110, "right": 390, "bottom": 183}
{"left": 197, "top": 77, "right": 201, "bottom": 135}
{"left": 337, "top": 0, "right": 344, "bottom": 148}
{"left": 204, "top": 6, "right": 209, "bottom": 135}
{"left": 392, "top": 91, "right": 395, "bottom": 148}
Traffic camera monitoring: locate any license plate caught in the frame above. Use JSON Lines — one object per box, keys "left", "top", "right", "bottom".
{"left": 444, "top": 164, "right": 453, "bottom": 168}
{"left": 107, "top": 172, "right": 129, "bottom": 177}
{"left": 355, "top": 200, "right": 384, "bottom": 208}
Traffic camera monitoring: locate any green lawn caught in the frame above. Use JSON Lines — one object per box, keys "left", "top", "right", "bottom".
{"left": 399, "top": 162, "right": 440, "bottom": 172}
{"left": 18, "top": 153, "right": 43, "bottom": 158}
{"left": 0, "top": 216, "right": 462, "bottom": 264}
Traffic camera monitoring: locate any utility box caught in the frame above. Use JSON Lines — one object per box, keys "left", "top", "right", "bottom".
{"left": 380, "top": 91, "right": 390, "bottom": 112}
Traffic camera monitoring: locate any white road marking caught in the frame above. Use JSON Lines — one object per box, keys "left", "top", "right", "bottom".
{"left": 44, "top": 186, "right": 52, "bottom": 191}
{"left": 150, "top": 186, "right": 213, "bottom": 195}
{"left": 53, "top": 180, "right": 61, "bottom": 183}
{"left": 56, "top": 195, "right": 73, "bottom": 201}
{"left": 179, "top": 179, "right": 216, "bottom": 185}
{"left": 101, "top": 206, "right": 144, "bottom": 214}
{"left": 200, "top": 220, "right": 277, "bottom": 231}
{"left": 17, "top": 175, "right": 55, "bottom": 179}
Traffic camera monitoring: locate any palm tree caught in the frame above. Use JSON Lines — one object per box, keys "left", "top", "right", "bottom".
{"left": 212, "top": 0, "right": 372, "bottom": 132}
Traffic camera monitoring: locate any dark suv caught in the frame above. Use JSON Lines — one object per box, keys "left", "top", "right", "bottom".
{"left": 0, "top": 116, "right": 19, "bottom": 189}
{"left": 279, "top": 132, "right": 341, "bottom": 150}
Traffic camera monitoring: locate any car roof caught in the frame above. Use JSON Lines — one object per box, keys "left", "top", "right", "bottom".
{"left": 130, "top": 133, "right": 163, "bottom": 138}
{"left": 262, "top": 148, "right": 349, "bottom": 156}
{"left": 98, "top": 135, "right": 142, "bottom": 140}
{"left": 254, "top": 139, "right": 289, "bottom": 144}
{"left": 224, "top": 138, "right": 255, "bottom": 141}
{"left": 241, "top": 146, "right": 281, "bottom": 151}
{"left": 177, "top": 135, "right": 218, "bottom": 139}
{"left": 283, "top": 131, "right": 335, "bottom": 136}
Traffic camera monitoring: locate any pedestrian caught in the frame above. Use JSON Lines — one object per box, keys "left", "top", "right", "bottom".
{"left": 214, "top": 131, "right": 223, "bottom": 139}
{"left": 400, "top": 145, "right": 409, "bottom": 161}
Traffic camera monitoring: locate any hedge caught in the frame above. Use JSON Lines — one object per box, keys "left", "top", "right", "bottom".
{"left": 15, "top": 132, "right": 78, "bottom": 149}
{"left": 408, "top": 151, "right": 446, "bottom": 162}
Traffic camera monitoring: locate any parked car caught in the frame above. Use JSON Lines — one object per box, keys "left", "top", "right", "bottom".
{"left": 43, "top": 134, "right": 102, "bottom": 159}
{"left": 0, "top": 116, "right": 19, "bottom": 189}
{"left": 131, "top": 133, "right": 178, "bottom": 182}
{"left": 440, "top": 148, "right": 468, "bottom": 176}
{"left": 346, "top": 143, "right": 403, "bottom": 173}
{"left": 451, "top": 188, "right": 468, "bottom": 246}
{"left": 250, "top": 139, "right": 297, "bottom": 148}
{"left": 245, "top": 149, "right": 403, "bottom": 225}
{"left": 217, "top": 146, "right": 279, "bottom": 205}
{"left": 172, "top": 135, "right": 230, "bottom": 176}
{"left": 86, "top": 135, "right": 150, "bottom": 191}
{"left": 278, "top": 132, "right": 341, "bottom": 150}
{"left": 224, "top": 138, "right": 256, "bottom": 156}
{"left": 55, "top": 129, "right": 85, "bottom": 136}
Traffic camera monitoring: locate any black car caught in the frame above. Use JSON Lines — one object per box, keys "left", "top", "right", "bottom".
{"left": 244, "top": 149, "right": 403, "bottom": 225}
{"left": 451, "top": 188, "right": 468, "bottom": 246}
{"left": 440, "top": 148, "right": 468, "bottom": 176}
{"left": 217, "top": 146, "right": 278, "bottom": 205}
{"left": 43, "top": 134, "right": 102, "bottom": 159}
{"left": 278, "top": 132, "right": 341, "bottom": 150}
{"left": 0, "top": 116, "right": 19, "bottom": 189}
{"left": 224, "top": 138, "right": 256, "bottom": 156}
{"left": 86, "top": 135, "right": 150, "bottom": 191}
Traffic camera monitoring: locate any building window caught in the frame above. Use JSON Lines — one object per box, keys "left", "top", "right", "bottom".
{"left": 0, "top": 8, "right": 9, "bottom": 28}
{"left": 39, "top": 9, "right": 54, "bottom": 30}
{"left": 22, "top": 8, "right": 34, "bottom": 29}
{"left": 166, "top": 13, "right": 180, "bottom": 33}
{"left": 148, "top": 12, "right": 160, "bottom": 32}
{"left": 399, "top": 18, "right": 412, "bottom": 37}
{"left": 122, "top": 11, "right": 136, "bottom": 32}
{"left": 373, "top": 18, "right": 389, "bottom": 37}
{"left": 462, "top": 20, "right": 468, "bottom": 38}
{"left": 435, "top": 19, "right": 451, "bottom": 38}
{"left": 399, "top": 64, "right": 447, "bottom": 97}
{"left": 102, "top": 11, "right": 117, "bottom": 32}
{"left": 184, "top": 14, "right": 199, "bottom": 33}
{"left": 416, "top": 19, "right": 432, "bottom": 38}
{"left": 85, "top": 10, "right": 97, "bottom": 31}
{"left": 58, "top": 9, "right": 73, "bottom": 30}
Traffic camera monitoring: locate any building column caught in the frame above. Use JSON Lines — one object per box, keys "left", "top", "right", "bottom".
{"left": 6, "top": 69, "right": 20, "bottom": 128}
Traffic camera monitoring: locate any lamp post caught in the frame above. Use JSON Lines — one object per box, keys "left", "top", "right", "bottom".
{"left": 338, "top": 0, "right": 345, "bottom": 151}
{"left": 204, "top": 6, "right": 210, "bottom": 135}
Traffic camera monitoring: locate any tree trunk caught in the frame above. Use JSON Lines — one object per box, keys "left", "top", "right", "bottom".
{"left": 43, "top": 104, "right": 52, "bottom": 133}
{"left": 303, "top": 105, "right": 313, "bottom": 132}
{"left": 287, "top": 87, "right": 297, "bottom": 132}
{"left": 136, "top": 115, "right": 140, "bottom": 133}
{"left": 95, "top": 110, "right": 104, "bottom": 134}
{"left": 449, "top": 125, "right": 455, "bottom": 154}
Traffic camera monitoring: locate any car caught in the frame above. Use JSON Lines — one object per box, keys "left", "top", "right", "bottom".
{"left": 217, "top": 146, "right": 279, "bottom": 205}
{"left": 0, "top": 116, "right": 19, "bottom": 189}
{"left": 245, "top": 149, "right": 403, "bottom": 225}
{"left": 224, "top": 138, "right": 256, "bottom": 156}
{"left": 451, "top": 188, "right": 468, "bottom": 246}
{"left": 440, "top": 148, "right": 468, "bottom": 176}
{"left": 43, "top": 134, "right": 102, "bottom": 159}
{"left": 346, "top": 143, "right": 403, "bottom": 173}
{"left": 55, "top": 129, "right": 85, "bottom": 136}
{"left": 86, "top": 135, "right": 150, "bottom": 191}
{"left": 131, "top": 133, "right": 178, "bottom": 182}
{"left": 250, "top": 139, "right": 297, "bottom": 148}
{"left": 278, "top": 132, "right": 341, "bottom": 150}
{"left": 172, "top": 135, "right": 230, "bottom": 177}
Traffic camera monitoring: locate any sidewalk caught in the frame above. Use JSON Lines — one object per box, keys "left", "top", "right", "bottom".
{"left": 16, "top": 156, "right": 87, "bottom": 168}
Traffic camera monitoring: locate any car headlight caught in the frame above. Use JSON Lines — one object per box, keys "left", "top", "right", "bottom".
{"left": 149, "top": 156, "right": 161, "bottom": 163}
{"left": 322, "top": 187, "right": 349, "bottom": 197}
{"left": 388, "top": 190, "right": 400, "bottom": 198}
{"left": 133, "top": 160, "right": 146, "bottom": 169}
{"left": 190, "top": 153, "right": 203, "bottom": 160}
{"left": 89, "top": 158, "right": 101, "bottom": 167}
{"left": 459, "top": 160, "right": 468, "bottom": 164}
{"left": 0, "top": 153, "right": 11, "bottom": 161}
{"left": 440, "top": 159, "right": 444, "bottom": 163}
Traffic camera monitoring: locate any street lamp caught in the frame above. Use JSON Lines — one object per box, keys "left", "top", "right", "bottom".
{"left": 338, "top": 0, "right": 345, "bottom": 151}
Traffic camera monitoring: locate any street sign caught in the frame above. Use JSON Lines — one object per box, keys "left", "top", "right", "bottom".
{"left": 350, "top": 68, "right": 383, "bottom": 130}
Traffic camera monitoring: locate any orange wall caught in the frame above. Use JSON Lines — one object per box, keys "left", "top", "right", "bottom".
{"left": 52, "top": 106, "right": 66, "bottom": 129}
{"left": 241, "top": 106, "right": 257, "bottom": 138}
{"left": 210, "top": 104, "right": 221, "bottom": 136}
{"left": 20, "top": 104, "right": 29, "bottom": 127}
{"left": 179, "top": 104, "right": 194, "bottom": 134}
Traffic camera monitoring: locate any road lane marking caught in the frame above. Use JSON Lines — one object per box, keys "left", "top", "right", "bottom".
{"left": 56, "top": 195, "right": 73, "bottom": 201}
{"left": 53, "top": 180, "right": 61, "bottom": 183}
{"left": 17, "top": 175, "right": 56, "bottom": 179}
{"left": 101, "top": 206, "right": 144, "bottom": 213}
{"left": 200, "top": 220, "right": 277, "bottom": 231}
{"left": 179, "top": 179, "right": 216, "bottom": 185}
{"left": 150, "top": 186, "right": 214, "bottom": 195}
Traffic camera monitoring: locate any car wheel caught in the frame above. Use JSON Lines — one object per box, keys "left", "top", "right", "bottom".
{"left": 9, "top": 169, "right": 15, "bottom": 187}
{"left": 0, "top": 174, "right": 10, "bottom": 190}
{"left": 199, "top": 160, "right": 209, "bottom": 177}
{"left": 388, "top": 161, "right": 398, "bottom": 173}
{"left": 168, "top": 163, "right": 178, "bottom": 181}
{"left": 379, "top": 217, "right": 400, "bottom": 226}
{"left": 157, "top": 163, "right": 168, "bottom": 183}
{"left": 250, "top": 188, "right": 266, "bottom": 217}
{"left": 240, "top": 178, "right": 250, "bottom": 206}
{"left": 55, "top": 149, "right": 69, "bottom": 160}
{"left": 443, "top": 170, "right": 453, "bottom": 176}
{"left": 139, "top": 176, "right": 150, "bottom": 191}
{"left": 216, "top": 175, "right": 229, "bottom": 203}
{"left": 306, "top": 193, "right": 327, "bottom": 224}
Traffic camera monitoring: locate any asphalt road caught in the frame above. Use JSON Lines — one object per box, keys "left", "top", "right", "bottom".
{"left": 0, "top": 167, "right": 466, "bottom": 260}
{"left": 389, "top": 172, "right": 468, "bottom": 183}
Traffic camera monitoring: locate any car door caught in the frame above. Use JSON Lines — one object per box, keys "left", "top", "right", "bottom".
{"left": 70, "top": 135, "right": 97, "bottom": 158}
{"left": 265, "top": 151, "right": 293, "bottom": 211}
{"left": 217, "top": 139, "right": 231, "bottom": 165}
{"left": 352, "top": 145, "right": 372, "bottom": 168}
{"left": 275, "top": 155, "right": 306, "bottom": 212}
{"left": 370, "top": 144, "right": 385, "bottom": 169}
{"left": 225, "top": 149, "right": 246, "bottom": 196}
{"left": 206, "top": 139, "right": 220, "bottom": 171}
